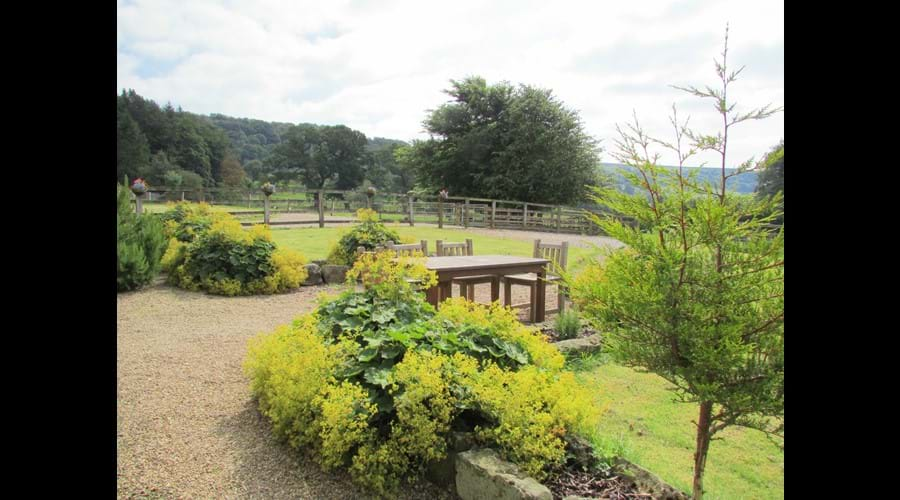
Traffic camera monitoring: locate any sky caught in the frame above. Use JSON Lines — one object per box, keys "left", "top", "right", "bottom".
{"left": 117, "top": 0, "right": 784, "bottom": 168}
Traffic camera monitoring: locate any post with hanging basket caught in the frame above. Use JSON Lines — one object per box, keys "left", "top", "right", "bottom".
{"left": 261, "top": 182, "right": 276, "bottom": 226}
{"left": 366, "top": 186, "right": 376, "bottom": 210}
{"left": 438, "top": 189, "right": 448, "bottom": 229}
{"left": 131, "top": 178, "right": 148, "bottom": 215}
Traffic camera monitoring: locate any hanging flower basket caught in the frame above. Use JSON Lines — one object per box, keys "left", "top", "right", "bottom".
{"left": 439, "top": 189, "right": 449, "bottom": 200}
{"left": 366, "top": 186, "right": 377, "bottom": 197}
{"left": 131, "top": 178, "right": 148, "bottom": 196}
{"left": 261, "top": 182, "right": 276, "bottom": 196}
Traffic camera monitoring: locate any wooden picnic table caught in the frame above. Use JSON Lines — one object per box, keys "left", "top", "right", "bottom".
{"left": 423, "top": 255, "right": 551, "bottom": 322}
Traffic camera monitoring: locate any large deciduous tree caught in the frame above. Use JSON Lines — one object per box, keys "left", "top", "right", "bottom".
{"left": 270, "top": 123, "right": 368, "bottom": 190}
{"left": 570, "top": 28, "right": 784, "bottom": 500}
{"left": 412, "top": 77, "right": 600, "bottom": 204}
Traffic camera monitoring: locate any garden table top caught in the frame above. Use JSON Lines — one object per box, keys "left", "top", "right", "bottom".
{"left": 423, "top": 254, "right": 549, "bottom": 271}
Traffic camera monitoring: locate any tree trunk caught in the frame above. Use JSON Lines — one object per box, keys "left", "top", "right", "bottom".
{"left": 692, "top": 401, "right": 714, "bottom": 499}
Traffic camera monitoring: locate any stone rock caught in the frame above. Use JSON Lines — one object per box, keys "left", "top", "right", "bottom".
{"left": 615, "top": 459, "right": 689, "bottom": 499}
{"left": 563, "top": 434, "right": 597, "bottom": 469}
{"left": 302, "top": 264, "right": 323, "bottom": 286}
{"left": 456, "top": 449, "right": 552, "bottom": 500}
{"left": 321, "top": 264, "right": 350, "bottom": 284}
{"left": 554, "top": 333, "right": 602, "bottom": 356}
{"left": 426, "top": 432, "right": 477, "bottom": 489}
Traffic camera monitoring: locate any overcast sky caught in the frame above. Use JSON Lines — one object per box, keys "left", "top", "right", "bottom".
{"left": 117, "top": 0, "right": 784, "bottom": 168}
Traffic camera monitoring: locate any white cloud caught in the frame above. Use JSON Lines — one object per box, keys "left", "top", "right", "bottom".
{"left": 117, "top": 0, "right": 784, "bottom": 166}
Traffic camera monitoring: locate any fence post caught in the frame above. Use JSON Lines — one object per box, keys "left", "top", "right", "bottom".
{"left": 438, "top": 196, "right": 444, "bottom": 229}
{"left": 464, "top": 199, "right": 470, "bottom": 228}
{"left": 135, "top": 193, "right": 143, "bottom": 215}
{"left": 318, "top": 189, "right": 325, "bottom": 228}
{"left": 523, "top": 203, "right": 528, "bottom": 228}
{"left": 264, "top": 195, "right": 270, "bottom": 226}
{"left": 491, "top": 200, "right": 496, "bottom": 229}
{"left": 556, "top": 206, "right": 561, "bottom": 232}
{"left": 408, "top": 193, "right": 415, "bottom": 226}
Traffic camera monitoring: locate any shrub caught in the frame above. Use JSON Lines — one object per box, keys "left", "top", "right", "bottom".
{"left": 117, "top": 185, "right": 166, "bottom": 291}
{"left": 244, "top": 252, "right": 600, "bottom": 496}
{"left": 327, "top": 209, "right": 401, "bottom": 265}
{"left": 554, "top": 309, "right": 582, "bottom": 340}
{"left": 161, "top": 206, "right": 308, "bottom": 295}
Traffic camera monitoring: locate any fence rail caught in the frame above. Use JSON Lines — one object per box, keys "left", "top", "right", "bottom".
{"left": 135, "top": 188, "right": 641, "bottom": 235}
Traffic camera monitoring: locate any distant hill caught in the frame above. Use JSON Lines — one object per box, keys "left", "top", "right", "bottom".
{"left": 599, "top": 162, "right": 757, "bottom": 194}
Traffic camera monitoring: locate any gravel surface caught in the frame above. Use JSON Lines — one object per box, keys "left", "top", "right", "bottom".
{"left": 117, "top": 279, "right": 554, "bottom": 499}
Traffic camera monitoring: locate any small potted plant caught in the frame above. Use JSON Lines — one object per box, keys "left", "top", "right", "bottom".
{"left": 261, "top": 182, "right": 276, "bottom": 196}
{"left": 131, "top": 178, "right": 148, "bottom": 196}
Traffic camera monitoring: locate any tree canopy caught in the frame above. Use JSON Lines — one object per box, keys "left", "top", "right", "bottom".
{"left": 116, "top": 89, "right": 236, "bottom": 188}
{"left": 755, "top": 140, "right": 784, "bottom": 199}
{"left": 266, "top": 123, "right": 369, "bottom": 189}
{"left": 410, "top": 77, "right": 601, "bottom": 204}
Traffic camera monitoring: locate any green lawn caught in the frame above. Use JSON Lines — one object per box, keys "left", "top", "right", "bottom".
{"left": 574, "top": 359, "right": 784, "bottom": 499}
{"left": 270, "top": 223, "right": 603, "bottom": 274}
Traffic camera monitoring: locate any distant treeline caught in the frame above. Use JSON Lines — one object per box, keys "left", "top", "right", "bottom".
{"left": 117, "top": 89, "right": 759, "bottom": 205}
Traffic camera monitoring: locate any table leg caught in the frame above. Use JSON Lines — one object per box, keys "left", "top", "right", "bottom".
{"left": 490, "top": 276, "right": 500, "bottom": 303}
{"left": 438, "top": 280, "right": 453, "bottom": 304}
{"left": 425, "top": 285, "right": 439, "bottom": 307}
{"left": 534, "top": 268, "right": 547, "bottom": 322}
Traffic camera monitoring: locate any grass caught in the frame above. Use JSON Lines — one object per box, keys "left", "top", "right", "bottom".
{"left": 571, "top": 358, "right": 784, "bottom": 499}
{"left": 269, "top": 223, "right": 603, "bottom": 274}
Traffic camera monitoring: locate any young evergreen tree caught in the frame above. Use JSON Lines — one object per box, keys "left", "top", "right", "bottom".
{"left": 570, "top": 27, "right": 784, "bottom": 499}
{"left": 117, "top": 183, "right": 166, "bottom": 291}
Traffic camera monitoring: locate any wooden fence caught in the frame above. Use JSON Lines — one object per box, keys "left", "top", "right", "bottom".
{"left": 137, "top": 188, "right": 630, "bottom": 235}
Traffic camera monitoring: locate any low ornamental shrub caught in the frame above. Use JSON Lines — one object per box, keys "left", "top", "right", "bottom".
{"left": 117, "top": 184, "right": 166, "bottom": 292}
{"left": 160, "top": 205, "right": 308, "bottom": 295}
{"left": 554, "top": 309, "right": 582, "bottom": 340}
{"left": 327, "top": 209, "right": 401, "bottom": 265}
{"left": 244, "top": 251, "right": 601, "bottom": 497}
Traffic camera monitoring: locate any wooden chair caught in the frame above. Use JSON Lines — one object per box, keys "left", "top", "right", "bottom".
{"left": 436, "top": 239, "right": 496, "bottom": 301}
{"left": 386, "top": 240, "right": 428, "bottom": 257}
{"left": 502, "top": 240, "right": 569, "bottom": 322}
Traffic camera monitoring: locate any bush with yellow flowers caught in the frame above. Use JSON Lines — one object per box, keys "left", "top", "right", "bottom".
{"left": 160, "top": 204, "right": 308, "bottom": 295}
{"left": 244, "top": 250, "right": 602, "bottom": 496}
{"left": 326, "top": 208, "right": 402, "bottom": 265}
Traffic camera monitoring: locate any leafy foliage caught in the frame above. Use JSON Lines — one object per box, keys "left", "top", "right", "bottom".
{"left": 754, "top": 140, "right": 784, "bottom": 223}
{"left": 160, "top": 205, "right": 308, "bottom": 295}
{"left": 411, "top": 76, "right": 600, "bottom": 204}
{"left": 117, "top": 184, "right": 166, "bottom": 291}
{"left": 244, "top": 254, "right": 598, "bottom": 496}
{"left": 327, "top": 209, "right": 401, "bottom": 265}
